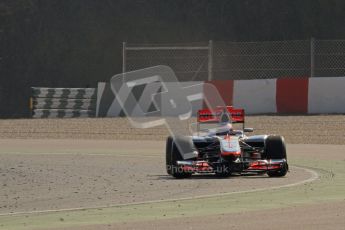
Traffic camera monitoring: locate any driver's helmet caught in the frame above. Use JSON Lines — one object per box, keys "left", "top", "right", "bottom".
{"left": 217, "top": 122, "right": 234, "bottom": 133}
{"left": 214, "top": 108, "right": 234, "bottom": 135}
{"left": 215, "top": 122, "right": 235, "bottom": 135}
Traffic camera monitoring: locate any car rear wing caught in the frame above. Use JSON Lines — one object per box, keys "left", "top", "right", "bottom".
{"left": 197, "top": 106, "right": 245, "bottom": 130}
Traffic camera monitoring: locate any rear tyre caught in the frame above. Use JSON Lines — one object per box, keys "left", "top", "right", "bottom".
{"left": 264, "top": 135, "right": 288, "bottom": 177}
{"left": 166, "top": 136, "right": 192, "bottom": 179}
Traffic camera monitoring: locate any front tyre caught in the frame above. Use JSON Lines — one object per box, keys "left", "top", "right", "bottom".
{"left": 166, "top": 136, "right": 173, "bottom": 175}
{"left": 264, "top": 135, "right": 288, "bottom": 177}
{"left": 166, "top": 136, "right": 192, "bottom": 179}
{"left": 267, "top": 161, "right": 288, "bottom": 177}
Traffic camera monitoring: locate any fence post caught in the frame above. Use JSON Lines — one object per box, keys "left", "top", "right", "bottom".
{"left": 310, "top": 37, "right": 315, "bottom": 78}
{"left": 122, "top": 42, "right": 127, "bottom": 81}
{"left": 208, "top": 40, "right": 213, "bottom": 81}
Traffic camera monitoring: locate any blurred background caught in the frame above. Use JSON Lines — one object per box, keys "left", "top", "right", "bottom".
{"left": 1, "top": 0, "right": 345, "bottom": 117}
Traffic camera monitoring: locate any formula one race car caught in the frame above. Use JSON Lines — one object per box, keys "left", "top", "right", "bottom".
{"left": 166, "top": 106, "right": 288, "bottom": 178}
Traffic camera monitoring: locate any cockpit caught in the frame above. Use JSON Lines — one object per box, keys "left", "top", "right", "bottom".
{"left": 209, "top": 123, "right": 244, "bottom": 137}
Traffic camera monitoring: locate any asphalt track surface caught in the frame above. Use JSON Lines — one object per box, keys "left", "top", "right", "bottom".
{"left": 0, "top": 139, "right": 344, "bottom": 230}
{"left": 0, "top": 140, "right": 316, "bottom": 215}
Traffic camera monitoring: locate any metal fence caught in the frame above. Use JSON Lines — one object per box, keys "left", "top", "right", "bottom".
{"left": 123, "top": 39, "right": 345, "bottom": 81}
{"left": 123, "top": 42, "right": 211, "bottom": 81}
{"left": 314, "top": 39, "right": 345, "bottom": 77}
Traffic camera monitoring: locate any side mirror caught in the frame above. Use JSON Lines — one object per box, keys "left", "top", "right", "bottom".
{"left": 244, "top": 128, "right": 254, "bottom": 132}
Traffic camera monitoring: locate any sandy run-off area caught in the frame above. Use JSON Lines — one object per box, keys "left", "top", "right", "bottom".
{"left": 1, "top": 115, "right": 345, "bottom": 144}
{"left": 0, "top": 116, "right": 344, "bottom": 230}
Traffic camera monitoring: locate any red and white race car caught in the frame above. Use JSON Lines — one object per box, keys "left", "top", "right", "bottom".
{"left": 166, "top": 106, "right": 288, "bottom": 178}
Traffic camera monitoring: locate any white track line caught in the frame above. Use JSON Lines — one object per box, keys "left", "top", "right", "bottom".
{"left": 0, "top": 166, "right": 319, "bottom": 217}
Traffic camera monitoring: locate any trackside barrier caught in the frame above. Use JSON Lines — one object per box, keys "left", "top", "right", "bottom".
{"left": 31, "top": 87, "right": 97, "bottom": 118}
{"left": 95, "top": 76, "right": 345, "bottom": 116}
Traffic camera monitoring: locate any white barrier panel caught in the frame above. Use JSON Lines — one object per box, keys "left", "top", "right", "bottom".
{"left": 308, "top": 77, "right": 345, "bottom": 113}
{"left": 233, "top": 79, "right": 277, "bottom": 114}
